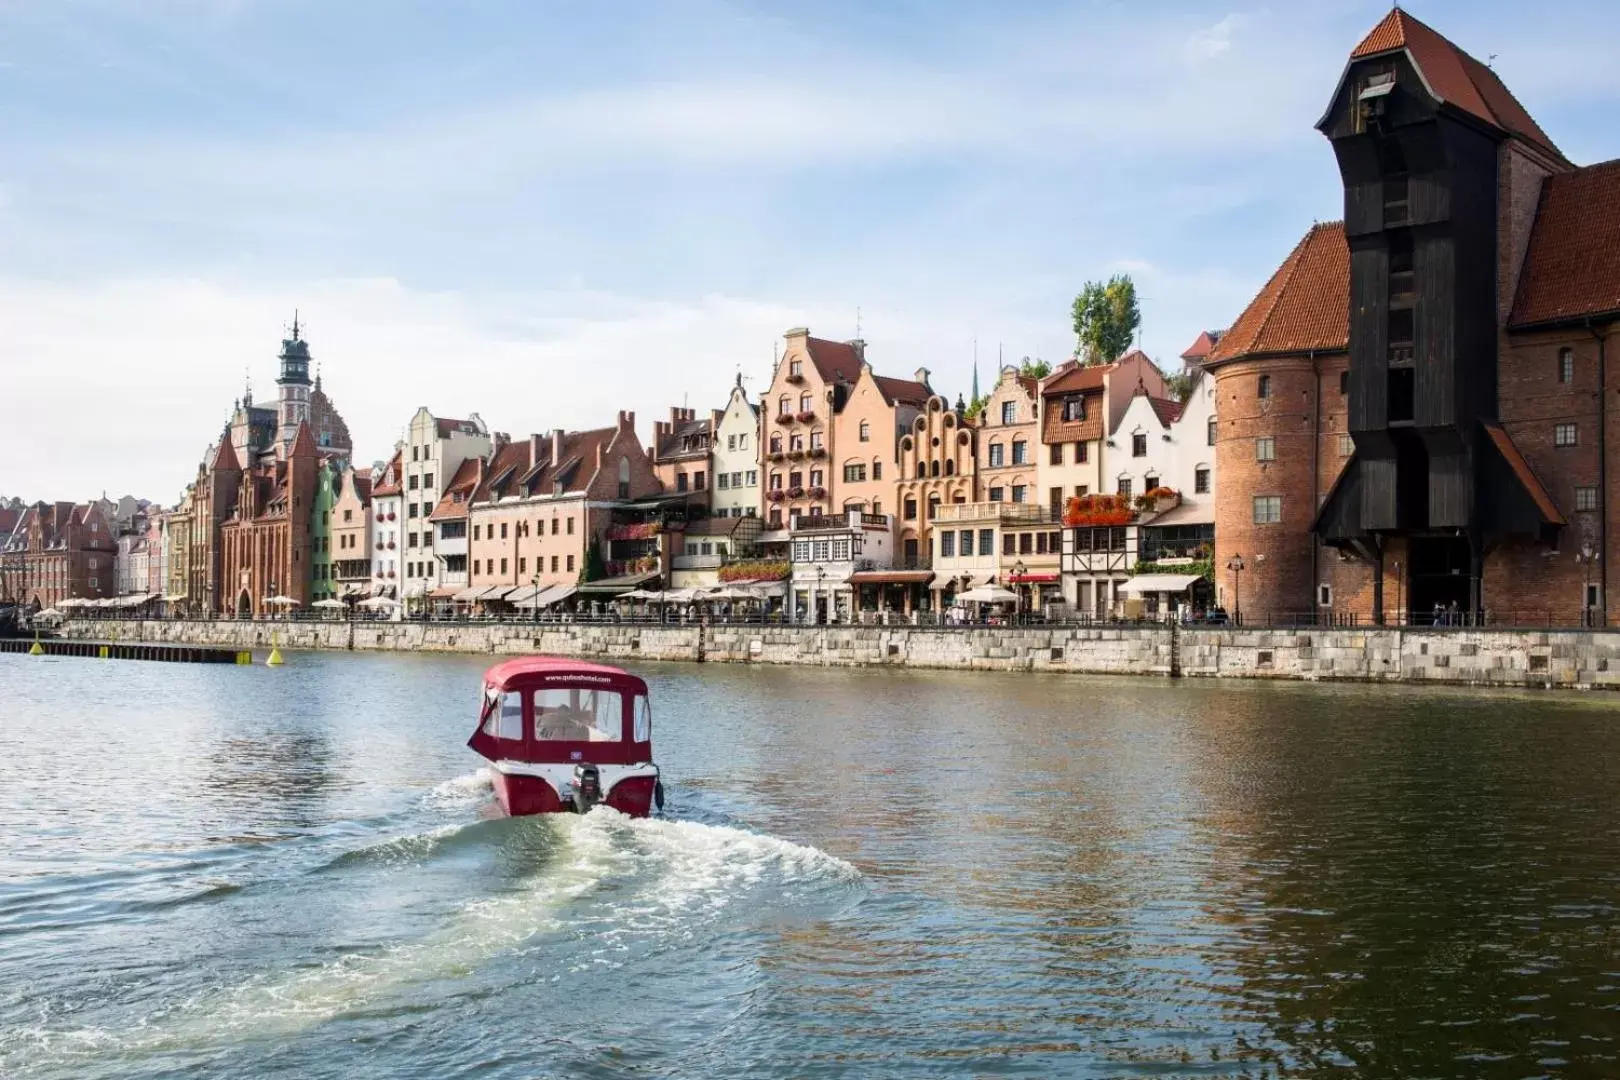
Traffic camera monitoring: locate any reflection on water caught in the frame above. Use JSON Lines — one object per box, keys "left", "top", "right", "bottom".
{"left": 3, "top": 652, "right": 1620, "bottom": 1078}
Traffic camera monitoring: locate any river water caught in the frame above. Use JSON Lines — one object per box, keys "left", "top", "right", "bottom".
{"left": 3, "top": 652, "right": 1620, "bottom": 1078}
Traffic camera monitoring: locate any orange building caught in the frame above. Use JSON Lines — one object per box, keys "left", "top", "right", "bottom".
{"left": 832, "top": 363, "right": 931, "bottom": 518}
{"left": 895, "top": 395, "right": 978, "bottom": 573}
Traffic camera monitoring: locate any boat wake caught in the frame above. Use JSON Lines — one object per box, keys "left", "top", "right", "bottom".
{"left": 1, "top": 804, "right": 860, "bottom": 1071}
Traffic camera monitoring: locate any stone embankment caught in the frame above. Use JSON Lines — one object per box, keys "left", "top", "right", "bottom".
{"left": 61, "top": 618, "right": 1620, "bottom": 690}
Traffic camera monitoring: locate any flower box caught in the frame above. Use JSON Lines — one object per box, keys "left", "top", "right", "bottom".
{"left": 719, "top": 559, "right": 790, "bottom": 583}
{"left": 788, "top": 486, "right": 806, "bottom": 499}
{"left": 1062, "top": 493, "right": 1137, "bottom": 527}
{"left": 809, "top": 447, "right": 827, "bottom": 458}
{"left": 765, "top": 490, "right": 786, "bottom": 502}
{"left": 788, "top": 449, "right": 806, "bottom": 460}
{"left": 796, "top": 410, "right": 817, "bottom": 423}
{"left": 807, "top": 486, "right": 827, "bottom": 499}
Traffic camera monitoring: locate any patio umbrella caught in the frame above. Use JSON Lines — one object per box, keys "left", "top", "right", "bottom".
{"left": 957, "top": 585, "right": 1019, "bottom": 604}
{"left": 311, "top": 598, "right": 347, "bottom": 609}
{"left": 36, "top": 607, "right": 63, "bottom": 619}
{"left": 264, "top": 595, "right": 301, "bottom": 607}
{"left": 356, "top": 596, "right": 399, "bottom": 609}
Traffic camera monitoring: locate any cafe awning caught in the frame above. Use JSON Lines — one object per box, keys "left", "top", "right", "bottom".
{"left": 1118, "top": 573, "right": 1204, "bottom": 594}
{"left": 430, "top": 586, "right": 462, "bottom": 599}
{"left": 576, "top": 571, "right": 659, "bottom": 595}
{"left": 451, "top": 586, "right": 486, "bottom": 601}
{"left": 847, "top": 569, "right": 934, "bottom": 585}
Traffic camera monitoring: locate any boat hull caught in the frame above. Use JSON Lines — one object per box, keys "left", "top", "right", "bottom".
{"left": 491, "top": 769, "right": 657, "bottom": 818}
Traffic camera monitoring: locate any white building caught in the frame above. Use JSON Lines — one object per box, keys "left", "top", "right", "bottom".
{"left": 1062, "top": 365, "right": 1218, "bottom": 619}
{"left": 710, "top": 376, "right": 761, "bottom": 519}
{"left": 370, "top": 449, "right": 404, "bottom": 605}
{"left": 786, "top": 509, "right": 894, "bottom": 623}
{"left": 402, "top": 409, "right": 491, "bottom": 612}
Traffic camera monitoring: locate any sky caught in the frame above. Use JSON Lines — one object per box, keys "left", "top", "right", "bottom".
{"left": 3, "top": 0, "right": 1618, "bottom": 502}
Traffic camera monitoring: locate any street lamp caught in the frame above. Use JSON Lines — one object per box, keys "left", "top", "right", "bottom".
{"left": 531, "top": 570, "right": 540, "bottom": 626}
{"left": 815, "top": 564, "right": 826, "bottom": 624}
{"left": 1012, "top": 559, "right": 1026, "bottom": 622}
{"left": 1226, "top": 555, "right": 1245, "bottom": 625}
{"left": 1576, "top": 541, "right": 1599, "bottom": 626}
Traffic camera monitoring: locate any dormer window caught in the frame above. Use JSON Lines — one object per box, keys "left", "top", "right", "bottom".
{"left": 1063, "top": 396, "right": 1086, "bottom": 422}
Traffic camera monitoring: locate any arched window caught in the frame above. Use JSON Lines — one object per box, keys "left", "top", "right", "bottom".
{"left": 779, "top": 396, "right": 790, "bottom": 416}
{"left": 1011, "top": 439, "right": 1028, "bottom": 465}
{"left": 617, "top": 457, "right": 630, "bottom": 499}
{"left": 799, "top": 392, "right": 811, "bottom": 412}
{"left": 859, "top": 420, "right": 871, "bottom": 442}
{"left": 930, "top": 461, "right": 940, "bottom": 478}
{"left": 944, "top": 460, "right": 955, "bottom": 476}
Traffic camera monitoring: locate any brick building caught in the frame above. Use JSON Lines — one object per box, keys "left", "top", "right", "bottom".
{"left": 648, "top": 406, "right": 715, "bottom": 506}
{"left": 0, "top": 501, "right": 117, "bottom": 609}
{"left": 1206, "top": 10, "right": 1620, "bottom": 625}
{"left": 182, "top": 320, "right": 354, "bottom": 615}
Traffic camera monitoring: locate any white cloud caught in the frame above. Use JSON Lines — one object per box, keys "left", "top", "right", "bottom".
{"left": 1187, "top": 14, "right": 1244, "bottom": 61}
{"left": 0, "top": 275, "right": 1061, "bottom": 498}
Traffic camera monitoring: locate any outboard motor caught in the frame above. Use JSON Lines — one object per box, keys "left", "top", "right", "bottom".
{"left": 569, "top": 763, "right": 603, "bottom": 814}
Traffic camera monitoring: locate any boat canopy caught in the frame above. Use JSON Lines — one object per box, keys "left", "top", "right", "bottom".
{"left": 469, "top": 658, "right": 651, "bottom": 766}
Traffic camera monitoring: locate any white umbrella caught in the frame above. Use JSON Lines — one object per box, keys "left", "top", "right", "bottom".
{"left": 264, "top": 595, "right": 301, "bottom": 607}
{"left": 35, "top": 607, "right": 63, "bottom": 619}
{"left": 311, "top": 598, "right": 347, "bottom": 609}
{"left": 357, "top": 596, "right": 399, "bottom": 609}
{"left": 957, "top": 585, "right": 1018, "bottom": 604}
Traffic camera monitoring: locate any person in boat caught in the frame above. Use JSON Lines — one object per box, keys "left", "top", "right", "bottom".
{"left": 534, "top": 705, "right": 595, "bottom": 742}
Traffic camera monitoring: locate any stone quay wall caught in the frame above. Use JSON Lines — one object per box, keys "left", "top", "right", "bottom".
{"left": 59, "top": 618, "right": 1620, "bottom": 690}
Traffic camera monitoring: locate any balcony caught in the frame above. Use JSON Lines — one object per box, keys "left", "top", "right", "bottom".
{"left": 933, "top": 502, "right": 1057, "bottom": 526}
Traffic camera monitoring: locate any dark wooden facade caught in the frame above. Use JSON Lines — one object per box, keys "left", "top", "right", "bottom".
{"left": 1312, "top": 48, "right": 1561, "bottom": 614}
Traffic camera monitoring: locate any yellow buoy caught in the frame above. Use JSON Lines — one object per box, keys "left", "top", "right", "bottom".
{"left": 266, "top": 632, "right": 284, "bottom": 666}
{"left": 28, "top": 635, "right": 44, "bottom": 656}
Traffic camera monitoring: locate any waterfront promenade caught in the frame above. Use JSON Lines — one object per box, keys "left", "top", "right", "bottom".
{"left": 61, "top": 616, "right": 1620, "bottom": 690}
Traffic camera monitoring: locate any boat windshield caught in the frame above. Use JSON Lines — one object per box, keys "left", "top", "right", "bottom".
{"left": 532, "top": 686, "right": 622, "bottom": 742}
{"left": 480, "top": 687, "right": 524, "bottom": 740}
{"left": 633, "top": 696, "right": 651, "bottom": 742}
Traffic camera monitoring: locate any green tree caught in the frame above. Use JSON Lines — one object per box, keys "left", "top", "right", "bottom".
{"left": 1164, "top": 370, "right": 1195, "bottom": 403}
{"left": 583, "top": 538, "right": 606, "bottom": 583}
{"left": 1018, "top": 356, "right": 1052, "bottom": 379}
{"left": 1071, "top": 275, "right": 1142, "bottom": 365}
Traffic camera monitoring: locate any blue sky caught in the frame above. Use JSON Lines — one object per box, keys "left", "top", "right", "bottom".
{"left": 4, "top": 0, "right": 1618, "bottom": 498}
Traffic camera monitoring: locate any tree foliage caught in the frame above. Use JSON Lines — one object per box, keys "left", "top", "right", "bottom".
{"left": 1071, "top": 275, "right": 1142, "bottom": 366}
{"left": 1018, "top": 357, "right": 1052, "bottom": 379}
{"left": 1164, "top": 370, "right": 1196, "bottom": 403}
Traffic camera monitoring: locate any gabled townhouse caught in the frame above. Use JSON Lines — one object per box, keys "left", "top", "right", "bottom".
{"left": 330, "top": 464, "right": 373, "bottom": 602}
{"left": 370, "top": 450, "right": 403, "bottom": 602}
{"left": 710, "top": 377, "right": 762, "bottom": 519}
{"left": 649, "top": 407, "right": 714, "bottom": 507}
{"left": 464, "top": 412, "right": 664, "bottom": 609}
{"left": 761, "top": 329, "right": 865, "bottom": 530}
{"left": 895, "top": 394, "right": 978, "bottom": 603}
{"left": 427, "top": 455, "right": 484, "bottom": 604}
{"left": 401, "top": 409, "right": 491, "bottom": 604}
{"left": 832, "top": 362, "right": 931, "bottom": 521}
{"left": 0, "top": 501, "right": 117, "bottom": 609}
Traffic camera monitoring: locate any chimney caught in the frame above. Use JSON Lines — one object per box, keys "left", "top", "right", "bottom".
{"left": 530, "top": 433, "right": 543, "bottom": 464}
{"left": 914, "top": 366, "right": 931, "bottom": 389}
{"left": 620, "top": 410, "right": 636, "bottom": 434}
{"left": 784, "top": 327, "right": 810, "bottom": 341}
{"left": 849, "top": 339, "right": 866, "bottom": 363}
{"left": 553, "top": 428, "right": 565, "bottom": 466}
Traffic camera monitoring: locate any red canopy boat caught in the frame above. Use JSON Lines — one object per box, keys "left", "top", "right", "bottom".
{"left": 467, "top": 656, "right": 663, "bottom": 817}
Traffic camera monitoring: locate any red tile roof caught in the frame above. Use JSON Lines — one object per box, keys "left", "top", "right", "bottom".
{"left": 805, "top": 338, "right": 863, "bottom": 385}
{"left": 1349, "top": 9, "right": 1563, "bottom": 162}
{"left": 873, "top": 375, "right": 931, "bottom": 406}
{"left": 1206, "top": 222, "right": 1350, "bottom": 365}
{"left": 1040, "top": 361, "right": 1109, "bottom": 396}
{"left": 288, "top": 422, "right": 318, "bottom": 459}
{"left": 371, "top": 451, "right": 403, "bottom": 497}
{"left": 1482, "top": 421, "right": 1566, "bottom": 526}
{"left": 1148, "top": 397, "right": 1185, "bottom": 427}
{"left": 435, "top": 417, "right": 481, "bottom": 438}
{"left": 211, "top": 436, "right": 241, "bottom": 472}
{"left": 429, "top": 457, "right": 482, "bottom": 521}
{"left": 1179, "top": 330, "right": 1224, "bottom": 362}
{"left": 1509, "top": 158, "right": 1620, "bottom": 329}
